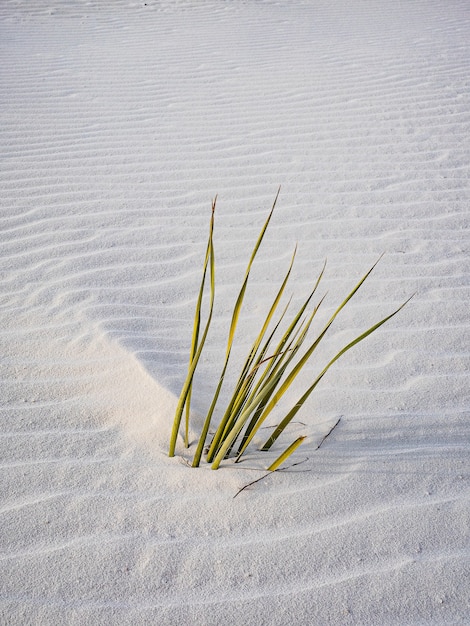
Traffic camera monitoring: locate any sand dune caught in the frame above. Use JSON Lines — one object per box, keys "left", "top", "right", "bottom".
{"left": 1, "top": 1, "right": 469, "bottom": 624}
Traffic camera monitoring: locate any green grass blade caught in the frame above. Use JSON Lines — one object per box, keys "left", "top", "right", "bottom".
{"left": 224, "top": 341, "right": 302, "bottom": 462}
{"left": 191, "top": 189, "right": 280, "bottom": 467}
{"left": 210, "top": 372, "right": 282, "bottom": 469}
{"left": 225, "top": 186, "right": 280, "bottom": 356}
{"left": 234, "top": 258, "right": 386, "bottom": 458}
{"left": 210, "top": 333, "right": 309, "bottom": 470}
{"left": 261, "top": 294, "right": 414, "bottom": 450}
{"left": 269, "top": 260, "right": 326, "bottom": 358}
{"left": 168, "top": 204, "right": 216, "bottom": 457}
{"left": 232, "top": 245, "right": 296, "bottom": 390}
{"left": 267, "top": 436, "right": 307, "bottom": 471}
{"left": 236, "top": 268, "right": 326, "bottom": 424}
{"left": 220, "top": 304, "right": 318, "bottom": 464}
{"left": 211, "top": 307, "right": 318, "bottom": 465}
{"left": 206, "top": 244, "right": 296, "bottom": 461}
{"left": 205, "top": 297, "right": 294, "bottom": 462}
{"left": 234, "top": 294, "right": 326, "bottom": 460}
{"left": 184, "top": 197, "right": 217, "bottom": 447}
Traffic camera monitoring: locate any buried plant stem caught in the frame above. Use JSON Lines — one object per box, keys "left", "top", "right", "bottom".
{"left": 233, "top": 457, "right": 310, "bottom": 498}
{"left": 315, "top": 417, "right": 341, "bottom": 450}
{"left": 233, "top": 418, "right": 341, "bottom": 497}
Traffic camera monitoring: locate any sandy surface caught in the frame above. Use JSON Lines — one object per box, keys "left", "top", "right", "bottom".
{"left": 1, "top": 1, "right": 469, "bottom": 624}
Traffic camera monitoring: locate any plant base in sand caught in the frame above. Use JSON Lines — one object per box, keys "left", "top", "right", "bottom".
{"left": 169, "top": 190, "right": 411, "bottom": 471}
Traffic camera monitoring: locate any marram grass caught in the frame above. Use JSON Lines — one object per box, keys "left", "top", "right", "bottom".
{"left": 169, "top": 191, "right": 411, "bottom": 470}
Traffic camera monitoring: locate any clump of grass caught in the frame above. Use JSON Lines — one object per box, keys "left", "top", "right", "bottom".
{"left": 169, "top": 190, "right": 411, "bottom": 470}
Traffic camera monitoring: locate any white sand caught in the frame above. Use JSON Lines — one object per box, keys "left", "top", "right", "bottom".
{"left": 1, "top": 1, "right": 469, "bottom": 624}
